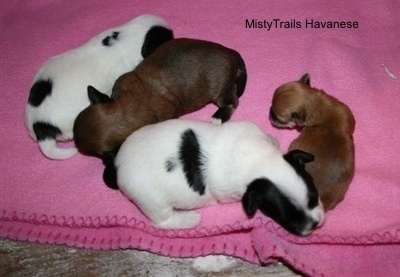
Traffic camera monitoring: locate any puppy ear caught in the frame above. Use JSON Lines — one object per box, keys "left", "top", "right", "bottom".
{"left": 102, "top": 149, "right": 119, "bottom": 190}
{"left": 87, "top": 85, "right": 112, "bottom": 104}
{"left": 242, "top": 179, "right": 267, "bottom": 217}
{"left": 284, "top": 149, "right": 314, "bottom": 165}
{"left": 300, "top": 74, "right": 311, "bottom": 86}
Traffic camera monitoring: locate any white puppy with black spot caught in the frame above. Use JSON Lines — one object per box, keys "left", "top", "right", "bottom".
{"left": 107, "top": 119, "right": 325, "bottom": 236}
{"left": 25, "top": 14, "right": 173, "bottom": 160}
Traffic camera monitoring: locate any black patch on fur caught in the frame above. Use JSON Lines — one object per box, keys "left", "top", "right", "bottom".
{"left": 32, "top": 122, "right": 61, "bottom": 141}
{"left": 102, "top": 37, "right": 111, "bottom": 46}
{"left": 141, "top": 26, "right": 173, "bottom": 58}
{"left": 87, "top": 85, "right": 112, "bottom": 104}
{"left": 178, "top": 129, "right": 205, "bottom": 195}
{"left": 242, "top": 178, "right": 312, "bottom": 236}
{"left": 102, "top": 31, "right": 120, "bottom": 47}
{"left": 112, "top": 31, "right": 119, "bottom": 40}
{"left": 283, "top": 150, "right": 318, "bottom": 209}
{"left": 165, "top": 158, "right": 177, "bottom": 172}
{"left": 28, "top": 79, "right": 52, "bottom": 107}
{"left": 102, "top": 149, "right": 120, "bottom": 190}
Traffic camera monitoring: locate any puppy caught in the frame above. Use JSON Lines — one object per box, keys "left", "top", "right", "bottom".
{"left": 25, "top": 14, "right": 173, "bottom": 160}
{"left": 73, "top": 38, "right": 247, "bottom": 162}
{"left": 106, "top": 119, "right": 324, "bottom": 236}
{"left": 269, "top": 74, "right": 355, "bottom": 210}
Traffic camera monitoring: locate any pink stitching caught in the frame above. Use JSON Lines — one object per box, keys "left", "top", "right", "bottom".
{"left": 1, "top": 209, "right": 399, "bottom": 245}
{"left": 271, "top": 242, "right": 324, "bottom": 277}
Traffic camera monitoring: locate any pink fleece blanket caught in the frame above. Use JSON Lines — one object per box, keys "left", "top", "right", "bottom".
{"left": 1, "top": 1, "right": 399, "bottom": 276}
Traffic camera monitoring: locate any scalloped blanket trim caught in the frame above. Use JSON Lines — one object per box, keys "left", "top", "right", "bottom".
{"left": 2, "top": 209, "right": 399, "bottom": 245}
{"left": 0, "top": 218, "right": 260, "bottom": 264}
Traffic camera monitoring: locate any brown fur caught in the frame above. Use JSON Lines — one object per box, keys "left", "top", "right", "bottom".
{"left": 269, "top": 74, "right": 355, "bottom": 210}
{"left": 73, "top": 38, "right": 247, "bottom": 157}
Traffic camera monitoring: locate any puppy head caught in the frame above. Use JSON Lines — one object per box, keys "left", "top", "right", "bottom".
{"left": 242, "top": 149, "right": 324, "bottom": 236}
{"left": 73, "top": 86, "right": 115, "bottom": 155}
{"left": 269, "top": 74, "right": 312, "bottom": 128}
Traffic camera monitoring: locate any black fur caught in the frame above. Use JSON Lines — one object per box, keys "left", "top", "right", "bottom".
{"left": 102, "top": 31, "right": 120, "bottom": 47}
{"left": 211, "top": 54, "right": 247, "bottom": 122}
{"left": 178, "top": 129, "right": 205, "bottom": 195}
{"left": 102, "top": 149, "right": 120, "bottom": 190}
{"left": 87, "top": 85, "right": 112, "bottom": 104}
{"left": 242, "top": 178, "right": 316, "bottom": 236}
{"left": 283, "top": 150, "right": 318, "bottom": 209}
{"left": 212, "top": 105, "right": 235, "bottom": 123}
{"left": 28, "top": 79, "right": 52, "bottom": 107}
{"left": 141, "top": 26, "right": 173, "bottom": 58}
{"left": 33, "top": 122, "right": 61, "bottom": 141}
{"left": 112, "top": 31, "right": 119, "bottom": 40}
{"left": 291, "top": 112, "right": 305, "bottom": 124}
{"left": 235, "top": 54, "right": 247, "bottom": 98}
{"left": 165, "top": 158, "right": 177, "bottom": 172}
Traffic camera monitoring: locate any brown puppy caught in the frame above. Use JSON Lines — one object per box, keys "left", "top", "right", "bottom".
{"left": 269, "top": 74, "right": 355, "bottom": 210}
{"left": 73, "top": 38, "right": 247, "bottom": 169}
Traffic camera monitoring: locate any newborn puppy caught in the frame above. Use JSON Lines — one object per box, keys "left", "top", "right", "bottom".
{"left": 107, "top": 119, "right": 324, "bottom": 236}
{"left": 25, "top": 14, "right": 173, "bottom": 160}
{"left": 73, "top": 38, "right": 247, "bottom": 160}
{"left": 269, "top": 74, "right": 355, "bottom": 210}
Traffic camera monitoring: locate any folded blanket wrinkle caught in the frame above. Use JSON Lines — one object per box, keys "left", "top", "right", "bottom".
{"left": 1, "top": 1, "right": 399, "bottom": 277}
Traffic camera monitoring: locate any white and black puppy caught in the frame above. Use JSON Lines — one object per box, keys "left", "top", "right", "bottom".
{"left": 106, "top": 119, "right": 324, "bottom": 236}
{"left": 25, "top": 14, "right": 173, "bottom": 160}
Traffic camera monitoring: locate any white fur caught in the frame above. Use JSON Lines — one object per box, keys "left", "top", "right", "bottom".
{"left": 25, "top": 14, "right": 171, "bottom": 160}
{"left": 115, "top": 119, "right": 324, "bottom": 231}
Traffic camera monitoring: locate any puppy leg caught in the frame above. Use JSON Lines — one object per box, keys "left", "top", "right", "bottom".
{"left": 102, "top": 149, "right": 119, "bottom": 190}
{"left": 138, "top": 199, "right": 201, "bottom": 229}
{"left": 212, "top": 87, "right": 238, "bottom": 123}
{"left": 235, "top": 56, "right": 247, "bottom": 98}
{"left": 157, "top": 210, "right": 202, "bottom": 229}
{"left": 212, "top": 105, "right": 235, "bottom": 124}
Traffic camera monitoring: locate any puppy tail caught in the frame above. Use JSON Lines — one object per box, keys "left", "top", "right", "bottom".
{"left": 235, "top": 54, "right": 247, "bottom": 98}
{"left": 102, "top": 150, "right": 119, "bottom": 190}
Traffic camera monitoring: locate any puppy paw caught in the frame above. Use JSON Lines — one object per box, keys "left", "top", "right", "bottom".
{"left": 156, "top": 211, "right": 201, "bottom": 229}
{"left": 212, "top": 105, "right": 235, "bottom": 123}
{"left": 211, "top": 117, "right": 222, "bottom": 125}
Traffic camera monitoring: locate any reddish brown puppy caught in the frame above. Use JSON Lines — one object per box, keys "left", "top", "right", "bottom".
{"left": 73, "top": 38, "right": 246, "bottom": 173}
{"left": 269, "top": 74, "right": 355, "bottom": 210}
